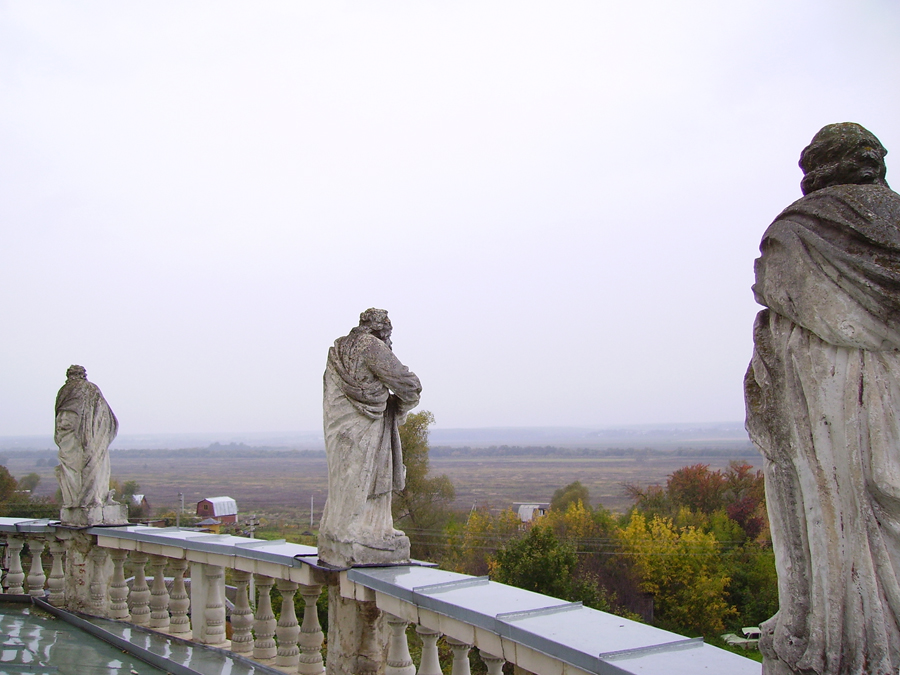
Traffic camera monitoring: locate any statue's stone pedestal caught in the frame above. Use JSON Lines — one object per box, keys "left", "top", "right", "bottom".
{"left": 318, "top": 531, "right": 410, "bottom": 568}
{"left": 60, "top": 504, "right": 128, "bottom": 527}
{"left": 58, "top": 530, "right": 112, "bottom": 615}
{"left": 327, "top": 587, "right": 386, "bottom": 675}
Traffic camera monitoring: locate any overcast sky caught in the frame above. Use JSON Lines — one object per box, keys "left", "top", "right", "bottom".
{"left": 1, "top": 1, "right": 898, "bottom": 436}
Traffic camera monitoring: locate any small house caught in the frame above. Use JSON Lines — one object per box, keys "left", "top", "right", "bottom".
{"left": 512, "top": 502, "right": 550, "bottom": 523}
{"left": 196, "top": 496, "right": 238, "bottom": 524}
{"left": 129, "top": 494, "right": 151, "bottom": 518}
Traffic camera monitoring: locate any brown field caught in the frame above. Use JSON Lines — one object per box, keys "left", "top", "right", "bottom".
{"left": 6, "top": 448, "right": 762, "bottom": 522}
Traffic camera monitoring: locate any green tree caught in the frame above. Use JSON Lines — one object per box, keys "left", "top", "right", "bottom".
{"left": 550, "top": 481, "right": 591, "bottom": 513}
{"left": 492, "top": 525, "right": 578, "bottom": 597}
{"left": 491, "top": 524, "right": 613, "bottom": 611}
{"left": 122, "top": 480, "right": 140, "bottom": 500}
{"left": 0, "top": 466, "right": 18, "bottom": 502}
{"left": 393, "top": 411, "right": 455, "bottom": 546}
{"left": 17, "top": 472, "right": 41, "bottom": 493}
{"left": 110, "top": 478, "right": 144, "bottom": 518}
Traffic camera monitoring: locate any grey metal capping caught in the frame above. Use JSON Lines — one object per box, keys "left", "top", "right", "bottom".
{"left": 235, "top": 538, "right": 287, "bottom": 548}
{"left": 347, "top": 566, "right": 761, "bottom": 675}
{"left": 0, "top": 520, "right": 320, "bottom": 571}
{"left": 496, "top": 601, "right": 583, "bottom": 621}
{"left": 0, "top": 517, "right": 54, "bottom": 534}
{"left": 85, "top": 525, "right": 319, "bottom": 567}
{"left": 598, "top": 637, "right": 704, "bottom": 660}
{"left": 413, "top": 576, "right": 490, "bottom": 594}
{"left": 14, "top": 519, "right": 56, "bottom": 533}
{"left": 347, "top": 566, "right": 467, "bottom": 605}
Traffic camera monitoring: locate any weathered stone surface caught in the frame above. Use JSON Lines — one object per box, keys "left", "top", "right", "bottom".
{"left": 326, "top": 586, "right": 386, "bottom": 675}
{"left": 745, "top": 123, "right": 900, "bottom": 675}
{"left": 318, "top": 309, "right": 421, "bottom": 568}
{"left": 54, "top": 365, "right": 125, "bottom": 526}
{"left": 59, "top": 530, "right": 112, "bottom": 615}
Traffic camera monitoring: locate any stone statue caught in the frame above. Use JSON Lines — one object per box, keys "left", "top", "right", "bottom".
{"left": 745, "top": 123, "right": 900, "bottom": 675}
{"left": 54, "top": 365, "right": 126, "bottom": 526}
{"left": 318, "top": 308, "right": 422, "bottom": 567}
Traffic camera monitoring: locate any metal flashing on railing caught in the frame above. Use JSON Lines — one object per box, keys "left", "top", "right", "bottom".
{"left": 88, "top": 525, "right": 320, "bottom": 568}
{"left": 183, "top": 533, "right": 232, "bottom": 541}
{"left": 598, "top": 637, "right": 704, "bottom": 661}
{"left": 235, "top": 538, "right": 286, "bottom": 548}
{"left": 0, "top": 517, "right": 55, "bottom": 534}
{"left": 496, "top": 601, "right": 583, "bottom": 621}
{"left": 14, "top": 519, "right": 56, "bottom": 533}
{"left": 413, "top": 576, "right": 490, "bottom": 594}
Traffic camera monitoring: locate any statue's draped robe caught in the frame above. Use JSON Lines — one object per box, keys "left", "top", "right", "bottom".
{"left": 746, "top": 184, "right": 900, "bottom": 675}
{"left": 54, "top": 378, "right": 118, "bottom": 509}
{"left": 320, "top": 328, "right": 421, "bottom": 553}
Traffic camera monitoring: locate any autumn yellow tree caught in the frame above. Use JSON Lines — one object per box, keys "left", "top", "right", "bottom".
{"left": 620, "top": 512, "right": 735, "bottom": 636}
{"left": 444, "top": 508, "right": 521, "bottom": 576}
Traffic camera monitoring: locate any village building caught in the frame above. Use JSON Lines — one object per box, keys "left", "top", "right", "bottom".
{"left": 196, "top": 496, "right": 238, "bottom": 524}
{"left": 129, "top": 494, "right": 150, "bottom": 518}
{"left": 512, "top": 502, "right": 550, "bottom": 522}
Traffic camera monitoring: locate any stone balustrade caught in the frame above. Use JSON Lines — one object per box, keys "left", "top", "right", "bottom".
{"left": 0, "top": 517, "right": 760, "bottom": 675}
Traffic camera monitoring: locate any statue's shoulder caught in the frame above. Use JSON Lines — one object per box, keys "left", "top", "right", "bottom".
{"left": 782, "top": 184, "right": 900, "bottom": 215}
{"left": 331, "top": 331, "right": 390, "bottom": 369}
{"left": 771, "top": 184, "right": 900, "bottom": 247}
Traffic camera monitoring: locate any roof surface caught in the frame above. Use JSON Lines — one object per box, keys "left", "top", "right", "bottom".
{"left": 200, "top": 496, "right": 237, "bottom": 516}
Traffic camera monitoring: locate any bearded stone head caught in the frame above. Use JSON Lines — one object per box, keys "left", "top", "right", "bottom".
{"left": 799, "top": 122, "right": 889, "bottom": 195}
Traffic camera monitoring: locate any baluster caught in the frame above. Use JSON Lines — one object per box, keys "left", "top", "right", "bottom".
{"left": 386, "top": 615, "right": 415, "bottom": 675}
{"left": 129, "top": 552, "right": 151, "bottom": 625}
{"left": 203, "top": 564, "right": 226, "bottom": 646}
{"left": 5, "top": 537, "right": 25, "bottom": 594}
{"left": 480, "top": 652, "right": 505, "bottom": 675}
{"left": 416, "top": 626, "right": 442, "bottom": 675}
{"left": 47, "top": 539, "right": 67, "bottom": 606}
{"left": 168, "top": 559, "right": 190, "bottom": 635}
{"left": 149, "top": 555, "right": 170, "bottom": 630}
{"left": 26, "top": 539, "right": 46, "bottom": 597}
{"left": 231, "top": 570, "right": 255, "bottom": 654}
{"left": 446, "top": 637, "right": 472, "bottom": 675}
{"left": 298, "top": 584, "right": 325, "bottom": 675}
{"left": 108, "top": 550, "right": 131, "bottom": 620}
{"left": 253, "top": 574, "right": 277, "bottom": 660}
{"left": 275, "top": 580, "right": 301, "bottom": 669}
{"left": 89, "top": 547, "right": 109, "bottom": 616}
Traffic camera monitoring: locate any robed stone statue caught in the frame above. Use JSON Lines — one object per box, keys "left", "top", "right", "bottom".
{"left": 745, "top": 123, "right": 900, "bottom": 675}
{"left": 318, "top": 308, "right": 421, "bottom": 567}
{"left": 54, "top": 365, "right": 126, "bottom": 526}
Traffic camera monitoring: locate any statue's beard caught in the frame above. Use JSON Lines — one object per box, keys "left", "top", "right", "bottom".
{"left": 376, "top": 329, "right": 392, "bottom": 350}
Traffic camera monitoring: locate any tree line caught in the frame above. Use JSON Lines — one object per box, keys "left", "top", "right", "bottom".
{"left": 395, "top": 411, "right": 776, "bottom": 648}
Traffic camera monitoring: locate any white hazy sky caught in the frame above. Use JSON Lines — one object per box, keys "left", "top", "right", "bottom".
{"left": 1, "top": 1, "right": 898, "bottom": 436}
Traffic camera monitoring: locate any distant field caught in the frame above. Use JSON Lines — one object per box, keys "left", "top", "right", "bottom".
{"left": 429, "top": 453, "right": 762, "bottom": 513}
{"left": 5, "top": 447, "right": 763, "bottom": 519}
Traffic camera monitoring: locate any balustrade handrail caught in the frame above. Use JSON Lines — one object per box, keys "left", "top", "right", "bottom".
{"left": 0, "top": 517, "right": 761, "bottom": 675}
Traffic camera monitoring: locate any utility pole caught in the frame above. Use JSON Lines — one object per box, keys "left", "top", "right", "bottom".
{"left": 310, "top": 495, "right": 314, "bottom": 530}
{"left": 176, "top": 492, "right": 184, "bottom": 528}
